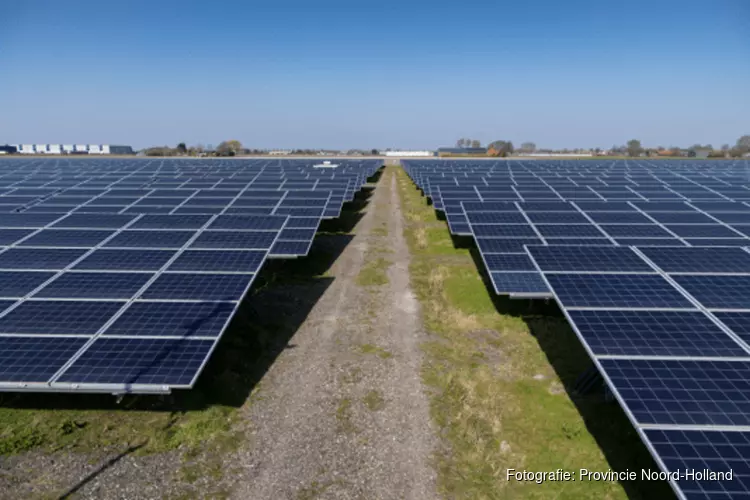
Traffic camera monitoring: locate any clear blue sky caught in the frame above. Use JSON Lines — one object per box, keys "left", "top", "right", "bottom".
{"left": 1, "top": 0, "right": 748, "bottom": 150}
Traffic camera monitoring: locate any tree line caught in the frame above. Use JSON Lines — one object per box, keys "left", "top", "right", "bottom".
{"left": 452, "top": 136, "right": 750, "bottom": 158}
{"left": 142, "top": 140, "right": 248, "bottom": 157}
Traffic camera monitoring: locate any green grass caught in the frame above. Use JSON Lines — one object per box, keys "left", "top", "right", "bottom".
{"left": 363, "top": 390, "right": 385, "bottom": 412}
{"left": 358, "top": 343, "right": 393, "bottom": 359}
{"left": 393, "top": 165, "right": 673, "bottom": 500}
{"left": 355, "top": 257, "right": 390, "bottom": 286}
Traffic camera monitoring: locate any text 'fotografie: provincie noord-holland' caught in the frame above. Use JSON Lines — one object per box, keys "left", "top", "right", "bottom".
{"left": 507, "top": 468, "right": 733, "bottom": 483}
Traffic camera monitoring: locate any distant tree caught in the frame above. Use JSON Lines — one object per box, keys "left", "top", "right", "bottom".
{"left": 519, "top": 142, "right": 537, "bottom": 154}
{"left": 668, "top": 146, "right": 682, "bottom": 157}
{"left": 189, "top": 144, "right": 205, "bottom": 156}
{"left": 456, "top": 138, "right": 465, "bottom": 148}
{"left": 176, "top": 142, "right": 187, "bottom": 154}
{"left": 470, "top": 139, "right": 481, "bottom": 148}
{"left": 371, "top": 149, "right": 379, "bottom": 155}
{"left": 488, "top": 140, "right": 514, "bottom": 157}
{"left": 721, "top": 144, "right": 730, "bottom": 152}
{"left": 626, "top": 139, "right": 643, "bottom": 157}
{"left": 216, "top": 140, "right": 243, "bottom": 156}
{"left": 737, "top": 135, "right": 750, "bottom": 152}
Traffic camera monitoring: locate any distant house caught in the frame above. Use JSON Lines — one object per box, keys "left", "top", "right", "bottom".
{"left": 437, "top": 147, "right": 487, "bottom": 157}
{"left": 0, "top": 145, "right": 17, "bottom": 154}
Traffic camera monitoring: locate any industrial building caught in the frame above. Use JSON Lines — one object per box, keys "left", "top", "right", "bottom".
{"left": 7, "top": 144, "right": 134, "bottom": 155}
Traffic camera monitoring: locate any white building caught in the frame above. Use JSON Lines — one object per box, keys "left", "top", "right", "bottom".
{"left": 12, "top": 143, "right": 133, "bottom": 155}
{"left": 384, "top": 151, "right": 434, "bottom": 157}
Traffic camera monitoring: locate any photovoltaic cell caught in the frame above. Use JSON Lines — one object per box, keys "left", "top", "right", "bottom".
{"left": 640, "top": 247, "right": 750, "bottom": 273}
{"left": 674, "top": 275, "right": 750, "bottom": 310}
{"left": 167, "top": 250, "right": 266, "bottom": 273}
{"left": 545, "top": 274, "right": 694, "bottom": 308}
{"left": 51, "top": 214, "right": 136, "bottom": 229}
{"left": 103, "top": 301, "right": 235, "bottom": 338}
{"left": 600, "top": 225, "right": 673, "bottom": 238}
{"left": 73, "top": 249, "right": 177, "bottom": 271}
{"left": 535, "top": 224, "right": 604, "bottom": 238}
{"left": 483, "top": 254, "right": 536, "bottom": 272}
{"left": 472, "top": 224, "right": 536, "bottom": 238}
{"left": 0, "top": 300, "right": 123, "bottom": 335}
{"left": 140, "top": 273, "right": 255, "bottom": 301}
{"left": 0, "top": 271, "right": 55, "bottom": 298}
{"left": 490, "top": 272, "right": 549, "bottom": 295}
{"left": 34, "top": 272, "right": 152, "bottom": 299}
{"left": 56, "top": 337, "right": 214, "bottom": 386}
{"left": 0, "top": 248, "right": 87, "bottom": 270}
{"left": 643, "top": 429, "right": 750, "bottom": 499}
{"left": 476, "top": 238, "right": 541, "bottom": 253}
{"left": 568, "top": 309, "right": 747, "bottom": 357}
{"left": 0, "top": 336, "right": 89, "bottom": 382}
{"left": 129, "top": 215, "right": 212, "bottom": 229}
{"left": 208, "top": 215, "right": 287, "bottom": 231}
{"left": 104, "top": 230, "right": 194, "bottom": 248}
{"left": 600, "top": 358, "right": 750, "bottom": 426}
{"left": 190, "top": 231, "right": 278, "bottom": 250}
{"left": 19, "top": 229, "right": 115, "bottom": 248}
{"left": 0, "top": 229, "right": 34, "bottom": 245}
{"left": 665, "top": 224, "right": 742, "bottom": 238}
{"left": 527, "top": 246, "right": 652, "bottom": 272}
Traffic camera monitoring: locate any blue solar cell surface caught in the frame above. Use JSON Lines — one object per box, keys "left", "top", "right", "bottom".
{"left": 600, "top": 358, "right": 750, "bottom": 426}
{"left": 674, "top": 275, "right": 750, "bottom": 310}
{"left": 57, "top": 337, "right": 214, "bottom": 386}
{"left": 104, "top": 230, "right": 195, "bottom": 248}
{"left": 0, "top": 337, "right": 89, "bottom": 382}
{"left": 0, "top": 271, "right": 55, "bottom": 298}
{"left": 490, "top": 272, "right": 549, "bottom": 295}
{"left": 73, "top": 249, "right": 177, "bottom": 271}
{"left": 644, "top": 429, "right": 750, "bottom": 499}
{"left": 641, "top": 247, "right": 750, "bottom": 273}
{"left": 34, "top": 272, "right": 151, "bottom": 299}
{"left": 190, "top": 231, "right": 277, "bottom": 250}
{"left": 168, "top": 250, "right": 266, "bottom": 273}
{"left": 0, "top": 300, "right": 123, "bottom": 335}
{"left": 140, "top": 273, "right": 255, "bottom": 301}
{"left": 527, "top": 246, "right": 653, "bottom": 272}
{"left": 545, "top": 274, "right": 693, "bottom": 308}
{"left": 568, "top": 309, "right": 747, "bottom": 357}
{"left": 103, "top": 301, "right": 236, "bottom": 338}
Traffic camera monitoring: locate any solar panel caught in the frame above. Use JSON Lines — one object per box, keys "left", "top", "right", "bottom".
{"left": 674, "top": 275, "right": 750, "bottom": 309}
{"left": 567, "top": 309, "right": 747, "bottom": 357}
{"left": 74, "top": 249, "right": 177, "bottom": 271}
{"left": 168, "top": 250, "right": 267, "bottom": 273}
{"left": 490, "top": 272, "right": 550, "bottom": 295}
{"left": 102, "top": 301, "right": 236, "bottom": 338}
{"left": 34, "top": 272, "right": 152, "bottom": 299}
{"left": 0, "top": 158, "right": 380, "bottom": 394}
{"left": 545, "top": 274, "right": 693, "bottom": 308}
{"left": 527, "top": 246, "right": 652, "bottom": 272}
{"left": 0, "top": 300, "right": 124, "bottom": 335}
{"left": 643, "top": 429, "right": 749, "bottom": 499}
{"left": 140, "top": 273, "right": 255, "bottom": 301}
{"left": 640, "top": 247, "right": 750, "bottom": 273}
{"left": 56, "top": 337, "right": 214, "bottom": 386}
{"left": 600, "top": 358, "right": 750, "bottom": 426}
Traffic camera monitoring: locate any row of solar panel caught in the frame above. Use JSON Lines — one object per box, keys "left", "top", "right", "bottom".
{"left": 0, "top": 159, "right": 382, "bottom": 393}
{"left": 404, "top": 160, "right": 750, "bottom": 498}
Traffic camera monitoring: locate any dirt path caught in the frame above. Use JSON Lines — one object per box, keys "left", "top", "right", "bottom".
{"left": 229, "top": 166, "right": 438, "bottom": 499}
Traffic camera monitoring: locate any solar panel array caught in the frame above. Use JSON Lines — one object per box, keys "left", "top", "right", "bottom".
{"left": 0, "top": 158, "right": 380, "bottom": 394}
{"left": 403, "top": 158, "right": 750, "bottom": 499}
